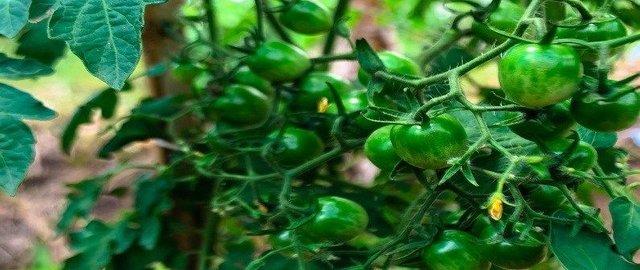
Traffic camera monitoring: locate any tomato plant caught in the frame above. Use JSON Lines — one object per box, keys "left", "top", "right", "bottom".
{"left": 3, "top": 0, "right": 640, "bottom": 270}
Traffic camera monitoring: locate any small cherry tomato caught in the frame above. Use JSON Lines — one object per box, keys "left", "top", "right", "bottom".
{"left": 301, "top": 196, "right": 369, "bottom": 243}
{"left": 247, "top": 41, "right": 311, "bottom": 82}
{"left": 364, "top": 125, "right": 401, "bottom": 171}
{"left": 212, "top": 84, "right": 272, "bottom": 126}
{"left": 280, "top": 0, "right": 332, "bottom": 35}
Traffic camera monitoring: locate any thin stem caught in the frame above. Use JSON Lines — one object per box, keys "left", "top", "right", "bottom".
{"left": 204, "top": 0, "right": 219, "bottom": 43}
{"left": 264, "top": 5, "right": 294, "bottom": 43}
{"left": 254, "top": 0, "right": 266, "bottom": 41}
{"left": 322, "top": 0, "right": 352, "bottom": 55}
{"left": 311, "top": 52, "right": 357, "bottom": 64}
{"left": 197, "top": 184, "right": 219, "bottom": 270}
{"left": 420, "top": 29, "right": 470, "bottom": 71}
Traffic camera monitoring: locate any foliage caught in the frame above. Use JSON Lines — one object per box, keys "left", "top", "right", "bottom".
{"left": 3, "top": 0, "right": 640, "bottom": 270}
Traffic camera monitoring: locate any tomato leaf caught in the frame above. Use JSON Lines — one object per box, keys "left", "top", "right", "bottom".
{"left": 609, "top": 196, "right": 640, "bottom": 259}
{"left": 550, "top": 218, "right": 637, "bottom": 270}
{"left": 135, "top": 177, "right": 173, "bottom": 250}
{"left": 61, "top": 88, "right": 119, "bottom": 154}
{"left": 0, "top": 0, "right": 30, "bottom": 38}
{"left": 0, "top": 116, "right": 35, "bottom": 196}
{"left": 48, "top": 0, "right": 164, "bottom": 89}
{"left": 56, "top": 176, "right": 108, "bottom": 232}
{"left": 0, "top": 83, "right": 56, "bottom": 120}
{"left": 64, "top": 221, "right": 115, "bottom": 270}
{"left": 355, "top": 39, "right": 385, "bottom": 75}
{"left": 0, "top": 53, "right": 53, "bottom": 80}
{"left": 29, "top": 0, "right": 57, "bottom": 21}
{"left": 16, "top": 21, "right": 66, "bottom": 65}
{"left": 577, "top": 125, "right": 617, "bottom": 149}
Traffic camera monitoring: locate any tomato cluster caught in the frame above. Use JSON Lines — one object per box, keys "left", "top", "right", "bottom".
{"left": 158, "top": 0, "right": 640, "bottom": 269}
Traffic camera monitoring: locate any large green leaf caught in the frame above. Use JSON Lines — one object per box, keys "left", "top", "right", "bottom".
{"left": 56, "top": 177, "right": 107, "bottom": 232}
{"left": 550, "top": 219, "right": 637, "bottom": 270}
{"left": 0, "top": 0, "right": 31, "bottom": 38}
{"left": 48, "top": 0, "right": 164, "bottom": 89}
{"left": 61, "top": 88, "right": 118, "bottom": 154}
{"left": 609, "top": 197, "right": 640, "bottom": 258}
{"left": 64, "top": 220, "right": 115, "bottom": 270}
{"left": 0, "top": 53, "right": 53, "bottom": 80}
{"left": 29, "top": 0, "right": 57, "bottom": 21}
{"left": 0, "top": 83, "right": 56, "bottom": 120}
{"left": 16, "top": 21, "right": 66, "bottom": 65}
{"left": 0, "top": 116, "right": 35, "bottom": 196}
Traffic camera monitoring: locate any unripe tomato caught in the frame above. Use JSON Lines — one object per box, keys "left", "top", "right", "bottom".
{"left": 571, "top": 82, "right": 640, "bottom": 132}
{"left": 171, "top": 62, "right": 205, "bottom": 83}
{"left": 612, "top": 0, "right": 640, "bottom": 29}
{"left": 357, "top": 51, "right": 421, "bottom": 86}
{"left": 301, "top": 196, "right": 369, "bottom": 243}
{"left": 269, "top": 127, "right": 324, "bottom": 167}
{"left": 293, "top": 72, "right": 351, "bottom": 111}
{"left": 247, "top": 41, "right": 311, "bottom": 82}
{"left": 364, "top": 125, "right": 401, "bottom": 171}
{"left": 233, "top": 66, "right": 274, "bottom": 96}
{"left": 505, "top": 102, "right": 575, "bottom": 141}
{"left": 212, "top": 84, "right": 272, "bottom": 126}
{"left": 422, "top": 230, "right": 491, "bottom": 270}
{"left": 390, "top": 114, "right": 468, "bottom": 169}
{"left": 479, "top": 223, "right": 548, "bottom": 269}
{"left": 526, "top": 185, "right": 567, "bottom": 213}
{"left": 499, "top": 43, "right": 583, "bottom": 108}
{"left": 537, "top": 139, "right": 598, "bottom": 171}
{"left": 280, "top": 0, "right": 332, "bottom": 35}
{"left": 325, "top": 90, "right": 384, "bottom": 133}
{"left": 556, "top": 14, "right": 627, "bottom": 62}
{"left": 471, "top": 1, "right": 525, "bottom": 43}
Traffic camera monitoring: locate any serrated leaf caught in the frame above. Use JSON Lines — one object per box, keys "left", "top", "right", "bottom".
{"left": 0, "top": 53, "right": 53, "bottom": 79}
{"left": 460, "top": 163, "right": 478, "bottom": 186}
{"left": 578, "top": 125, "right": 617, "bottom": 149}
{"left": 48, "top": 0, "right": 162, "bottom": 89}
{"left": 550, "top": 217, "right": 637, "bottom": 270}
{"left": 0, "top": 116, "right": 35, "bottom": 196}
{"left": 16, "top": 21, "right": 66, "bottom": 65}
{"left": 609, "top": 197, "right": 640, "bottom": 258}
{"left": 29, "top": 0, "right": 56, "bottom": 21}
{"left": 61, "top": 88, "right": 118, "bottom": 154}
{"left": 0, "top": 0, "right": 31, "bottom": 38}
{"left": 57, "top": 177, "right": 107, "bottom": 232}
{"left": 0, "top": 83, "right": 56, "bottom": 120}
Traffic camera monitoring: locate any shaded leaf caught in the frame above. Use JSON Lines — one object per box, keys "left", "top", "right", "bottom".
{"left": 0, "top": 53, "right": 53, "bottom": 79}
{"left": 16, "top": 21, "right": 66, "bottom": 65}
{"left": 577, "top": 125, "right": 617, "bottom": 149}
{"left": 550, "top": 217, "right": 637, "bottom": 270}
{"left": 64, "top": 221, "right": 115, "bottom": 270}
{"left": 609, "top": 197, "right": 640, "bottom": 258}
{"left": 29, "top": 0, "right": 57, "bottom": 21}
{"left": 61, "top": 88, "right": 118, "bottom": 154}
{"left": 0, "top": 0, "right": 31, "bottom": 38}
{"left": 0, "top": 116, "right": 35, "bottom": 196}
{"left": 56, "top": 177, "right": 107, "bottom": 232}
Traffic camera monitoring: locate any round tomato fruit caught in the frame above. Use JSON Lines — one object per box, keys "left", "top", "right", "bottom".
{"left": 556, "top": 14, "right": 627, "bottom": 61}
{"left": 498, "top": 43, "right": 582, "bottom": 108}
{"left": 471, "top": 0, "right": 525, "bottom": 43}
{"left": 365, "top": 125, "right": 401, "bottom": 171}
{"left": 422, "top": 230, "right": 491, "bottom": 270}
{"left": 247, "top": 41, "right": 311, "bottom": 82}
{"left": 233, "top": 66, "right": 274, "bottom": 96}
{"left": 280, "top": 0, "right": 332, "bottom": 35}
{"left": 505, "top": 102, "right": 575, "bottom": 141}
{"left": 293, "top": 72, "right": 351, "bottom": 111}
{"left": 301, "top": 196, "right": 369, "bottom": 242}
{"left": 269, "top": 127, "right": 324, "bottom": 167}
{"left": 390, "top": 114, "right": 468, "bottom": 169}
{"left": 479, "top": 223, "right": 548, "bottom": 269}
{"left": 357, "top": 51, "right": 421, "bottom": 86}
{"left": 571, "top": 82, "right": 640, "bottom": 132}
{"left": 212, "top": 84, "right": 272, "bottom": 126}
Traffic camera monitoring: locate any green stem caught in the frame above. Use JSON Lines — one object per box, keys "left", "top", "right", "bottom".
{"left": 419, "top": 29, "right": 469, "bottom": 71}
{"left": 197, "top": 185, "right": 219, "bottom": 270}
{"left": 322, "top": 0, "right": 352, "bottom": 55}
{"left": 255, "top": 0, "right": 266, "bottom": 42}
{"left": 264, "top": 4, "right": 294, "bottom": 43}
{"left": 311, "top": 52, "right": 357, "bottom": 64}
{"left": 204, "top": 0, "right": 219, "bottom": 43}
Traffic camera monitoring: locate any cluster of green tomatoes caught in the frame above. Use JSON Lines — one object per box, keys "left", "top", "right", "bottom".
{"left": 171, "top": 0, "right": 639, "bottom": 269}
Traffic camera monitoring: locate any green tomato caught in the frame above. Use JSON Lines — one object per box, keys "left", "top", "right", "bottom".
{"left": 422, "top": 230, "right": 491, "bottom": 270}
{"left": 171, "top": 62, "right": 205, "bottom": 83}
{"left": 301, "top": 196, "right": 369, "bottom": 243}
{"left": 233, "top": 66, "right": 274, "bottom": 96}
{"left": 505, "top": 102, "right": 575, "bottom": 141}
{"left": 357, "top": 51, "right": 421, "bottom": 86}
{"left": 247, "top": 41, "right": 311, "bottom": 82}
{"left": 364, "top": 125, "right": 401, "bottom": 171}
{"left": 571, "top": 82, "right": 640, "bottom": 132}
{"left": 390, "top": 114, "right": 468, "bottom": 169}
{"left": 526, "top": 185, "right": 567, "bottom": 213}
{"left": 325, "top": 90, "right": 384, "bottom": 133}
{"left": 279, "top": 0, "right": 332, "bottom": 35}
{"left": 269, "top": 127, "right": 324, "bottom": 168}
{"left": 479, "top": 223, "right": 548, "bottom": 269}
{"left": 212, "top": 84, "right": 272, "bottom": 126}
{"left": 293, "top": 72, "right": 351, "bottom": 111}
{"left": 498, "top": 43, "right": 583, "bottom": 108}
{"left": 556, "top": 14, "right": 628, "bottom": 62}
{"left": 471, "top": 1, "right": 525, "bottom": 43}
{"left": 538, "top": 139, "right": 598, "bottom": 171}
{"left": 612, "top": 0, "right": 640, "bottom": 29}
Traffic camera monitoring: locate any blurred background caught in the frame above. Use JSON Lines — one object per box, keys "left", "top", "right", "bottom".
{"left": 0, "top": 0, "right": 639, "bottom": 269}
